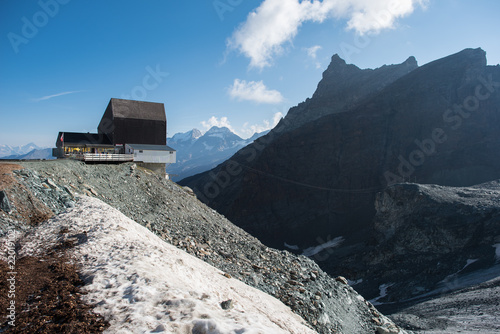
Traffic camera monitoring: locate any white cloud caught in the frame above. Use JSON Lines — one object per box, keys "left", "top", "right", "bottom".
{"left": 33, "top": 90, "right": 84, "bottom": 102}
{"left": 201, "top": 116, "right": 236, "bottom": 133}
{"left": 240, "top": 111, "right": 284, "bottom": 138}
{"left": 228, "top": 0, "right": 427, "bottom": 69}
{"left": 201, "top": 112, "right": 284, "bottom": 139}
{"left": 306, "top": 45, "right": 322, "bottom": 59}
{"left": 229, "top": 79, "right": 284, "bottom": 104}
{"left": 305, "top": 45, "right": 323, "bottom": 68}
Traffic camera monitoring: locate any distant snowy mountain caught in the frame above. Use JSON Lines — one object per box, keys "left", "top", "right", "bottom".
{"left": 0, "top": 142, "right": 42, "bottom": 158}
{"left": 1, "top": 148, "right": 55, "bottom": 160}
{"left": 169, "top": 128, "right": 202, "bottom": 146}
{"left": 167, "top": 127, "right": 268, "bottom": 181}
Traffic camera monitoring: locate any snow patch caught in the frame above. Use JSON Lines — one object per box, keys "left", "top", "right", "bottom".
{"left": 17, "top": 196, "right": 316, "bottom": 334}
{"left": 202, "top": 142, "right": 214, "bottom": 151}
{"left": 370, "top": 283, "right": 394, "bottom": 306}
{"left": 440, "top": 258, "right": 480, "bottom": 287}
{"left": 463, "top": 258, "right": 479, "bottom": 269}
{"left": 284, "top": 242, "right": 300, "bottom": 251}
{"left": 207, "top": 133, "right": 225, "bottom": 139}
{"left": 231, "top": 140, "right": 247, "bottom": 148}
{"left": 347, "top": 278, "right": 363, "bottom": 286}
{"left": 302, "top": 237, "right": 344, "bottom": 257}
{"left": 494, "top": 244, "right": 500, "bottom": 262}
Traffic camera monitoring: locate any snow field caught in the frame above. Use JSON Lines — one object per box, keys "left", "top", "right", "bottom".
{"left": 16, "top": 196, "right": 316, "bottom": 334}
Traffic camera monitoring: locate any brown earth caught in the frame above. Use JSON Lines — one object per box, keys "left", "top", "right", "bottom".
{"left": 0, "top": 162, "right": 108, "bottom": 333}
{"left": 0, "top": 162, "right": 53, "bottom": 225}
{"left": 0, "top": 242, "right": 109, "bottom": 333}
{"left": 0, "top": 163, "right": 23, "bottom": 190}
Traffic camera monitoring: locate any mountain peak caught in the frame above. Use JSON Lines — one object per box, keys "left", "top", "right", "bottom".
{"left": 458, "top": 47, "right": 487, "bottom": 66}
{"left": 330, "top": 54, "right": 347, "bottom": 66}
{"left": 191, "top": 128, "right": 202, "bottom": 139}
{"left": 205, "top": 126, "right": 233, "bottom": 135}
{"left": 170, "top": 129, "right": 202, "bottom": 143}
{"left": 282, "top": 53, "right": 418, "bottom": 132}
{"left": 404, "top": 56, "right": 418, "bottom": 67}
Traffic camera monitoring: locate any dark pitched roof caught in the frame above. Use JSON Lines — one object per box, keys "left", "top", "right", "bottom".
{"left": 108, "top": 98, "right": 166, "bottom": 121}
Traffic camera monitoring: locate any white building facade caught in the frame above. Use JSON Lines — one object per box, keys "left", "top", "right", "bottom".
{"left": 125, "top": 144, "right": 176, "bottom": 164}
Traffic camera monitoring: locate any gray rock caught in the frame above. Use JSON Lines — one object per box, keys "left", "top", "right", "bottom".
{"left": 347, "top": 181, "right": 500, "bottom": 305}
{"left": 220, "top": 299, "right": 233, "bottom": 310}
{"left": 376, "top": 326, "right": 400, "bottom": 334}
{"left": 45, "top": 178, "right": 59, "bottom": 190}
{"left": 0, "top": 191, "right": 12, "bottom": 213}
{"left": 65, "top": 201, "right": 75, "bottom": 208}
{"left": 63, "top": 185, "right": 75, "bottom": 199}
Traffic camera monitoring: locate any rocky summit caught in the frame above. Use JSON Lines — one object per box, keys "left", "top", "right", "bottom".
{"left": 181, "top": 48, "right": 500, "bottom": 310}
{"left": 284, "top": 53, "right": 418, "bottom": 132}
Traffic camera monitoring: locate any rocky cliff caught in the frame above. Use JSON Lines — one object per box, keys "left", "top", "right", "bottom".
{"left": 181, "top": 49, "right": 500, "bottom": 316}
{"left": 182, "top": 48, "right": 500, "bottom": 250}
{"left": 284, "top": 54, "right": 418, "bottom": 131}
{"left": 333, "top": 181, "right": 500, "bottom": 306}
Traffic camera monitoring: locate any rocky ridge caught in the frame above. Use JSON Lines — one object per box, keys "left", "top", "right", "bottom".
{"left": 392, "top": 276, "right": 500, "bottom": 333}
{"left": 327, "top": 181, "right": 500, "bottom": 307}
{"left": 182, "top": 48, "right": 500, "bottom": 251}
{"left": 283, "top": 54, "right": 418, "bottom": 132}
{"left": 0, "top": 160, "right": 403, "bottom": 334}
{"left": 181, "top": 49, "right": 500, "bottom": 300}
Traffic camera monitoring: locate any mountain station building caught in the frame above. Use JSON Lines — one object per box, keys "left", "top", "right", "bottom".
{"left": 53, "top": 98, "right": 176, "bottom": 176}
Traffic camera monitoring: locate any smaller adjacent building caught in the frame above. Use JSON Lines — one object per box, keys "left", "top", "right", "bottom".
{"left": 125, "top": 144, "right": 176, "bottom": 164}
{"left": 53, "top": 98, "right": 176, "bottom": 176}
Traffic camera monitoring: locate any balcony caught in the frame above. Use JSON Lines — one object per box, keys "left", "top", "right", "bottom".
{"left": 74, "top": 153, "right": 134, "bottom": 162}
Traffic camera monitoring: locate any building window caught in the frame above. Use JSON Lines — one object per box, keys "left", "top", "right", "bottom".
{"left": 139, "top": 150, "right": 143, "bottom": 153}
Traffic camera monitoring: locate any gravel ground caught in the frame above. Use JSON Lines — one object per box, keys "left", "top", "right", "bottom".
{"left": 0, "top": 160, "right": 403, "bottom": 334}
{"left": 391, "top": 277, "right": 500, "bottom": 333}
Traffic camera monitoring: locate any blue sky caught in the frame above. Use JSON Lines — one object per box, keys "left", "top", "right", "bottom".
{"left": 1, "top": 0, "right": 499, "bottom": 147}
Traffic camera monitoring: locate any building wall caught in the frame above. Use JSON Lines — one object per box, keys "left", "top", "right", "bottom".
{"left": 52, "top": 147, "right": 64, "bottom": 158}
{"left": 113, "top": 118, "right": 166, "bottom": 146}
{"left": 97, "top": 99, "right": 167, "bottom": 146}
{"left": 133, "top": 150, "right": 175, "bottom": 164}
{"left": 97, "top": 101, "right": 115, "bottom": 143}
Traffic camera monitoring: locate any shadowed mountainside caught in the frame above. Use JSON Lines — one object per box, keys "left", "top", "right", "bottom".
{"left": 182, "top": 48, "right": 500, "bottom": 250}
{"left": 181, "top": 49, "right": 500, "bottom": 310}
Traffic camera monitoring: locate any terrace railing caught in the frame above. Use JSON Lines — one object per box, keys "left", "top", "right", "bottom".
{"left": 73, "top": 153, "right": 134, "bottom": 162}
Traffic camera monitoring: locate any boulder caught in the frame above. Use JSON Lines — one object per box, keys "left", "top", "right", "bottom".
{"left": 0, "top": 190, "right": 12, "bottom": 213}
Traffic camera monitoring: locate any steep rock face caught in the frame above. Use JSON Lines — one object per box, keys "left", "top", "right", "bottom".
{"left": 340, "top": 181, "right": 500, "bottom": 307}
{"left": 284, "top": 54, "right": 418, "bottom": 131}
{"left": 182, "top": 48, "right": 500, "bottom": 254}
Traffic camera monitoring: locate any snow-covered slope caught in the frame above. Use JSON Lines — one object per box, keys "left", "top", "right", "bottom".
{"left": 16, "top": 196, "right": 316, "bottom": 334}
